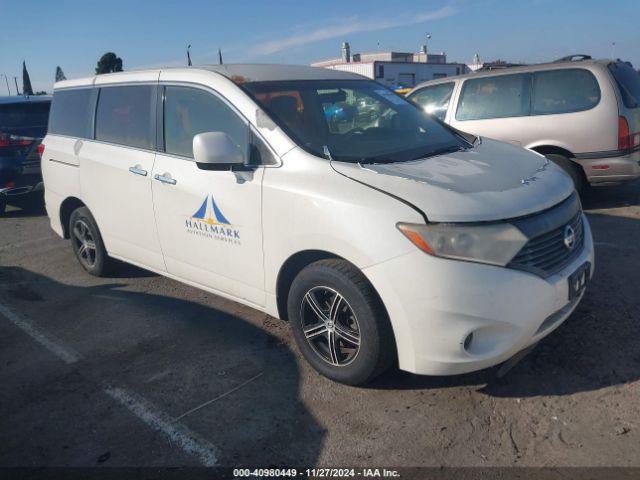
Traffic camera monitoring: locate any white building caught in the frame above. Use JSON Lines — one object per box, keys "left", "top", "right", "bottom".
{"left": 311, "top": 43, "right": 469, "bottom": 89}
{"left": 468, "top": 53, "right": 484, "bottom": 72}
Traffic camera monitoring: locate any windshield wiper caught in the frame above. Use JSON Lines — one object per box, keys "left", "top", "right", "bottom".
{"left": 412, "top": 145, "right": 465, "bottom": 160}
{"left": 358, "top": 157, "right": 398, "bottom": 165}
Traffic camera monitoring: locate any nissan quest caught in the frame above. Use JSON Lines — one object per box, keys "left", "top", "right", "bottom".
{"left": 41, "top": 65, "right": 594, "bottom": 385}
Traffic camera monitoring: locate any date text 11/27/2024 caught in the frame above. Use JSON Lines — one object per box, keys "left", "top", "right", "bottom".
{"left": 232, "top": 468, "right": 401, "bottom": 478}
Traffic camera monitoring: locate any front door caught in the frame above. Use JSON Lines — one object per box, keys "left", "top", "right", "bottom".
{"left": 151, "top": 85, "right": 265, "bottom": 307}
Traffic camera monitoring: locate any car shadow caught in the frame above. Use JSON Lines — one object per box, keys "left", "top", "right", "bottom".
{"left": 2, "top": 194, "right": 47, "bottom": 218}
{"left": 368, "top": 210, "right": 640, "bottom": 399}
{"left": 582, "top": 181, "right": 640, "bottom": 210}
{"left": 106, "top": 260, "right": 159, "bottom": 279}
{"left": 0, "top": 266, "right": 324, "bottom": 466}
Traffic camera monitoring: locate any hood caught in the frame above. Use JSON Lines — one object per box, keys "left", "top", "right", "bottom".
{"left": 331, "top": 138, "right": 575, "bottom": 222}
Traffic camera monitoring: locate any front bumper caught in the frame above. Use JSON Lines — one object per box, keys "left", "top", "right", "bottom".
{"left": 363, "top": 214, "right": 595, "bottom": 376}
{"left": 577, "top": 149, "right": 640, "bottom": 185}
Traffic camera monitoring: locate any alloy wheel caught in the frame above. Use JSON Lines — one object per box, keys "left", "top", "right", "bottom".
{"left": 299, "top": 286, "right": 361, "bottom": 366}
{"left": 72, "top": 219, "right": 97, "bottom": 269}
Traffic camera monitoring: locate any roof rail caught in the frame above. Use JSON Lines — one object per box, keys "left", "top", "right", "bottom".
{"left": 553, "top": 54, "right": 592, "bottom": 63}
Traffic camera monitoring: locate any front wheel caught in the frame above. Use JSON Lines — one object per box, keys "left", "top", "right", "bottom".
{"left": 287, "top": 259, "right": 395, "bottom": 385}
{"left": 69, "top": 206, "right": 113, "bottom": 276}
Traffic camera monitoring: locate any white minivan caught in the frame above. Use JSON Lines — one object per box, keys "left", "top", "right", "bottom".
{"left": 42, "top": 65, "right": 594, "bottom": 385}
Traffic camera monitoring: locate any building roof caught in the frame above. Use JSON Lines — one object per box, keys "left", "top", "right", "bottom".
{"left": 0, "top": 95, "right": 52, "bottom": 104}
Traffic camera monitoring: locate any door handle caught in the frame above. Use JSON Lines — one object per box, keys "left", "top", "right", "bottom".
{"left": 128, "top": 165, "right": 148, "bottom": 176}
{"left": 154, "top": 173, "right": 177, "bottom": 185}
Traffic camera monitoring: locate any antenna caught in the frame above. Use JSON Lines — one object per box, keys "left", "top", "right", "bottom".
{"left": 1, "top": 74, "right": 10, "bottom": 94}
{"left": 187, "top": 44, "right": 192, "bottom": 66}
{"left": 218, "top": 48, "right": 223, "bottom": 65}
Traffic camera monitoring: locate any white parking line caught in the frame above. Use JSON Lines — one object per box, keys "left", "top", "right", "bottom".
{"left": 104, "top": 386, "right": 218, "bottom": 466}
{"left": 0, "top": 303, "right": 81, "bottom": 364}
{"left": 0, "top": 300, "right": 220, "bottom": 466}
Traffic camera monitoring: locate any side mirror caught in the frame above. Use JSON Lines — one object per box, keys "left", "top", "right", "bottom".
{"left": 193, "top": 132, "right": 245, "bottom": 170}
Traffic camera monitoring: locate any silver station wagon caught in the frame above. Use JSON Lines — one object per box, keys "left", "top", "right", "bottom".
{"left": 408, "top": 56, "right": 640, "bottom": 193}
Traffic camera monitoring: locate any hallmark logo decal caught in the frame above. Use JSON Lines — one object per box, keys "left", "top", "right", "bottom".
{"left": 185, "top": 195, "right": 240, "bottom": 245}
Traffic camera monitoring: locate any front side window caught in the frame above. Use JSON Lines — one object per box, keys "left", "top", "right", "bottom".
{"left": 408, "top": 82, "right": 455, "bottom": 120}
{"left": 49, "top": 89, "right": 94, "bottom": 138}
{"left": 164, "top": 86, "right": 247, "bottom": 159}
{"left": 243, "top": 80, "right": 467, "bottom": 163}
{"left": 456, "top": 73, "right": 531, "bottom": 121}
{"left": 95, "top": 85, "right": 155, "bottom": 149}
{"left": 532, "top": 69, "right": 600, "bottom": 115}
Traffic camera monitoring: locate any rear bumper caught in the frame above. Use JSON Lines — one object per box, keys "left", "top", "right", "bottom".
{"left": 0, "top": 173, "right": 44, "bottom": 198}
{"left": 577, "top": 149, "right": 640, "bottom": 185}
{"left": 0, "top": 156, "right": 43, "bottom": 197}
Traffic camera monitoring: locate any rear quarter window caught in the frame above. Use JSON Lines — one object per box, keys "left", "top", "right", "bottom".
{"left": 49, "top": 89, "right": 96, "bottom": 138}
{"left": 95, "top": 85, "right": 155, "bottom": 150}
{"left": 532, "top": 68, "right": 600, "bottom": 115}
{"left": 456, "top": 73, "right": 531, "bottom": 121}
{"left": 608, "top": 63, "right": 640, "bottom": 108}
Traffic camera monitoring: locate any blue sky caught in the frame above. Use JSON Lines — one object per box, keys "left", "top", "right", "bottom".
{"left": 1, "top": 0, "right": 638, "bottom": 93}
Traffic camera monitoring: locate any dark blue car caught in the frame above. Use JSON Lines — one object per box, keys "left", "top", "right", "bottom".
{"left": 0, "top": 95, "right": 51, "bottom": 214}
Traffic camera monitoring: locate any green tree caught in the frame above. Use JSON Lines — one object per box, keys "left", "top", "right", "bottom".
{"left": 22, "top": 61, "right": 34, "bottom": 96}
{"left": 95, "top": 52, "right": 123, "bottom": 74}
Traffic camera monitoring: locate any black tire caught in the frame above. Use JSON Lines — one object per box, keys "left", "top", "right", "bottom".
{"left": 287, "top": 259, "right": 395, "bottom": 385}
{"left": 69, "top": 206, "right": 113, "bottom": 276}
{"left": 0, "top": 195, "right": 6, "bottom": 216}
{"left": 545, "top": 154, "right": 588, "bottom": 196}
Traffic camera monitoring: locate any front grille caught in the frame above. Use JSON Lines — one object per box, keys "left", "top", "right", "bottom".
{"left": 508, "top": 199, "right": 584, "bottom": 278}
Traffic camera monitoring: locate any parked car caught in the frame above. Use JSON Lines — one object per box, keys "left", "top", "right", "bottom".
{"left": 407, "top": 57, "right": 640, "bottom": 194}
{"left": 0, "top": 95, "right": 51, "bottom": 214}
{"left": 42, "top": 65, "right": 593, "bottom": 385}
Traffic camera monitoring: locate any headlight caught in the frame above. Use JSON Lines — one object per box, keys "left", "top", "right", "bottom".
{"left": 397, "top": 221, "right": 528, "bottom": 266}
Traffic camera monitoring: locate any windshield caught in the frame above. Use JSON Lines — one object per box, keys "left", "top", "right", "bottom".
{"left": 0, "top": 101, "right": 51, "bottom": 138}
{"left": 243, "top": 80, "right": 468, "bottom": 163}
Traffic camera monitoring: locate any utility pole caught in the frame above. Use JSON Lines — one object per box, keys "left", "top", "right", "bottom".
{"left": 13, "top": 76, "right": 20, "bottom": 95}
{"left": 1, "top": 74, "right": 10, "bottom": 94}
{"left": 421, "top": 33, "right": 432, "bottom": 63}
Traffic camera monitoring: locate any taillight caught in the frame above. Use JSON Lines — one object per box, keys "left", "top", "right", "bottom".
{"left": 618, "top": 116, "right": 640, "bottom": 152}
{"left": 619, "top": 117, "right": 630, "bottom": 150}
{"left": 38, "top": 143, "right": 45, "bottom": 160}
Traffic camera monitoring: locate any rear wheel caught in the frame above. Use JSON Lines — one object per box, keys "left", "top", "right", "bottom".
{"left": 69, "top": 207, "right": 113, "bottom": 276}
{"left": 0, "top": 195, "right": 6, "bottom": 216}
{"left": 287, "top": 259, "right": 395, "bottom": 385}
{"left": 545, "top": 154, "right": 588, "bottom": 196}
